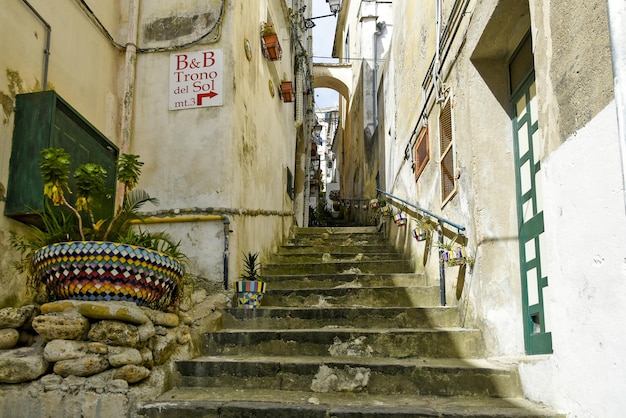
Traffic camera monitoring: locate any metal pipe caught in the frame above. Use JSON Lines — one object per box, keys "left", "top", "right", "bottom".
{"left": 434, "top": 0, "right": 442, "bottom": 102}
{"left": 376, "top": 188, "right": 466, "bottom": 232}
{"left": 22, "top": 0, "right": 51, "bottom": 91}
{"left": 131, "top": 214, "right": 232, "bottom": 290}
{"left": 373, "top": 21, "right": 385, "bottom": 127}
{"left": 222, "top": 216, "right": 231, "bottom": 290}
{"left": 438, "top": 222, "right": 447, "bottom": 306}
{"left": 120, "top": 0, "right": 140, "bottom": 154}
{"left": 607, "top": 0, "right": 626, "bottom": 212}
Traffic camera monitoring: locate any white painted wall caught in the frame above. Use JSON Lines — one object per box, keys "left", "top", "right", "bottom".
{"left": 519, "top": 101, "right": 626, "bottom": 416}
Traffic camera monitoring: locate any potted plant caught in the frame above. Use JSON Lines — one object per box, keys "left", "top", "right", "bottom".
{"left": 393, "top": 211, "right": 408, "bottom": 226}
{"left": 412, "top": 217, "right": 434, "bottom": 242}
{"left": 260, "top": 22, "right": 282, "bottom": 61}
{"left": 329, "top": 190, "right": 341, "bottom": 211}
{"left": 437, "top": 235, "right": 472, "bottom": 267}
{"left": 235, "top": 252, "right": 266, "bottom": 309}
{"left": 378, "top": 199, "right": 392, "bottom": 217}
{"left": 11, "top": 148, "right": 187, "bottom": 311}
{"left": 279, "top": 73, "right": 294, "bottom": 103}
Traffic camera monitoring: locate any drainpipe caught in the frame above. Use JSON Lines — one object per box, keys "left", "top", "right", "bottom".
{"left": 373, "top": 21, "right": 385, "bottom": 128}
{"left": 22, "top": 0, "right": 51, "bottom": 91}
{"left": 434, "top": 0, "right": 442, "bottom": 102}
{"left": 607, "top": 0, "right": 626, "bottom": 212}
{"left": 120, "top": 0, "right": 140, "bottom": 154}
{"left": 222, "top": 216, "right": 231, "bottom": 290}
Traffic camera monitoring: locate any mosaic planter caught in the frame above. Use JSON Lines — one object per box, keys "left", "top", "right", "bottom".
{"left": 32, "top": 241, "right": 185, "bottom": 310}
{"left": 235, "top": 280, "right": 267, "bottom": 309}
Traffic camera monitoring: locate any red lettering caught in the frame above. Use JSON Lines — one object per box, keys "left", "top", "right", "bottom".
{"left": 202, "top": 51, "right": 215, "bottom": 68}
{"left": 176, "top": 54, "right": 189, "bottom": 71}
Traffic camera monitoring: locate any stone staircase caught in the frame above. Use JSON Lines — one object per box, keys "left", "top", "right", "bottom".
{"left": 135, "top": 226, "right": 560, "bottom": 417}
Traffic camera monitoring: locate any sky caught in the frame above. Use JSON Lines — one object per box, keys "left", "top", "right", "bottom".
{"left": 312, "top": 0, "right": 340, "bottom": 110}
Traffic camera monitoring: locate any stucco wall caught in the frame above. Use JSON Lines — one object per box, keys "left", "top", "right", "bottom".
{"left": 0, "top": 0, "right": 297, "bottom": 303}
{"left": 0, "top": 0, "right": 123, "bottom": 306}
{"left": 370, "top": 0, "right": 626, "bottom": 415}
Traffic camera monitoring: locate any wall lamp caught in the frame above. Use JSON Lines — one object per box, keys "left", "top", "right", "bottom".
{"left": 304, "top": 0, "right": 342, "bottom": 29}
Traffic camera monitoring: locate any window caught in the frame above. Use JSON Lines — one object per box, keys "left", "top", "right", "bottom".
{"left": 439, "top": 96, "right": 456, "bottom": 204}
{"left": 413, "top": 126, "right": 429, "bottom": 181}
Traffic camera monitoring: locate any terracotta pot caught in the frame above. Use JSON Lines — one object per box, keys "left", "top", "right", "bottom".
{"left": 261, "top": 33, "right": 282, "bottom": 60}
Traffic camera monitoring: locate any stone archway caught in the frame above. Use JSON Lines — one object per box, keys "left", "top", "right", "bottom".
{"left": 312, "top": 63, "right": 352, "bottom": 100}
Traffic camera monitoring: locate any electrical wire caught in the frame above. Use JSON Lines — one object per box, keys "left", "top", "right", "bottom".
{"left": 75, "top": 0, "right": 225, "bottom": 53}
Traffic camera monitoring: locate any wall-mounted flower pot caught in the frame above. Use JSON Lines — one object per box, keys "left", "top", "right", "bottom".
{"left": 442, "top": 247, "right": 468, "bottom": 267}
{"left": 394, "top": 212, "right": 408, "bottom": 226}
{"left": 279, "top": 81, "right": 294, "bottom": 102}
{"left": 412, "top": 227, "right": 429, "bottom": 241}
{"left": 261, "top": 33, "right": 282, "bottom": 61}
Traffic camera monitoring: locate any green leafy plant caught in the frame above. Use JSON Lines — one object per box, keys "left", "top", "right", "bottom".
{"left": 436, "top": 234, "right": 473, "bottom": 268}
{"left": 260, "top": 22, "right": 276, "bottom": 36}
{"left": 240, "top": 252, "right": 262, "bottom": 282}
{"left": 11, "top": 148, "right": 187, "bottom": 292}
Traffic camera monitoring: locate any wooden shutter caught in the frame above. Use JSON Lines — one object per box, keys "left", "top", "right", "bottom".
{"left": 413, "top": 127, "right": 429, "bottom": 181}
{"left": 439, "top": 98, "right": 456, "bottom": 203}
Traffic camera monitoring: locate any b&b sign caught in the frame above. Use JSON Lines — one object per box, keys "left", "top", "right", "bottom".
{"left": 169, "top": 49, "right": 223, "bottom": 110}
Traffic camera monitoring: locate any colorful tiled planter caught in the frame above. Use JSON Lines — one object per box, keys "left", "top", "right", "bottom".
{"left": 235, "top": 280, "right": 267, "bottom": 309}
{"left": 31, "top": 241, "right": 185, "bottom": 311}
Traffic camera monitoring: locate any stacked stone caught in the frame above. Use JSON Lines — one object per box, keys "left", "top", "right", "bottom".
{"left": 0, "top": 300, "right": 192, "bottom": 385}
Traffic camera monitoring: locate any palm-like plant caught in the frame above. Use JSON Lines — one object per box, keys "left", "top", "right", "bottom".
{"left": 12, "top": 148, "right": 185, "bottom": 270}
{"left": 240, "top": 252, "right": 262, "bottom": 281}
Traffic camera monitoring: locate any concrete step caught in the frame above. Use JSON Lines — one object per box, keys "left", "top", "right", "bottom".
{"left": 260, "top": 272, "right": 429, "bottom": 289}
{"left": 269, "top": 252, "right": 404, "bottom": 263}
{"left": 263, "top": 259, "right": 414, "bottom": 275}
{"left": 173, "top": 355, "right": 520, "bottom": 398}
{"left": 222, "top": 306, "right": 460, "bottom": 329}
{"left": 137, "top": 387, "right": 562, "bottom": 418}
{"left": 262, "top": 286, "right": 441, "bottom": 307}
{"left": 200, "top": 328, "right": 484, "bottom": 359}
{"left": 277, "top": 244, "right": 399, "bottom": 255}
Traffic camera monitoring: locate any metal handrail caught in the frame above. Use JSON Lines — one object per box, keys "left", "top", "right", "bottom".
{"left": 376, "top": 189, "right": 468, "bottom": 306}
{"left": 375, "top": 189, "right": 465, "bottom": 232}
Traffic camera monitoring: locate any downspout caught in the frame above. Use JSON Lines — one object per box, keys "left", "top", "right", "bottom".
{"left": 607, "top": 0, "right": 626, "bottom": 212}
{"left": 434, "top": 0, "right": 442, "bottom": 102}
{"left": 22, "top": 0, "right": 51, "bottom": 91}
{"left": 120, "top": 0, "right": 140, "bottom": 155}
{"left": 373, "top": 21, "right": 385, "bottom": 127}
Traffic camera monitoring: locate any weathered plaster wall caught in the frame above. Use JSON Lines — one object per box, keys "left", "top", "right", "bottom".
{"left": 377, "top": 0, "right": 626, "bottom": 415}
{"left": 0, "top": 0, "right": 123, "bottom": 307}
{"left": 131, "top": 0, "right": 296, "bottom": 287}
{"left": 1, "top": 0, "right": 297, "bottom": 302}
{"left": 524, "top": 100, "right": 626, "bottom": 417}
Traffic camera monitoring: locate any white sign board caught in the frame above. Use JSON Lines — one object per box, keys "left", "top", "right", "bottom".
{"left": 169, "top": 49, "right": 223, "bottom": 110}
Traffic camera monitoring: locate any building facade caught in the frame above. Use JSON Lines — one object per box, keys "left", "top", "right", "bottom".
{"left": 329, "top": 0, "right": 626, "bottom": 416}
{"left": 0, "top": 0, "right": 320, "bottom": 302}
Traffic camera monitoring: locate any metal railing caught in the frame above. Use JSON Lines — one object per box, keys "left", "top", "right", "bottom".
{"left": 376, "top": 189, "right": 465, "bottom": 233}
{"left": 375, "top": 189, "right": 466, "bottom": 306}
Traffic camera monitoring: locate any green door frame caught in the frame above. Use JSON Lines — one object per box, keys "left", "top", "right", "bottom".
{"left": 512, "top": 72, "right": 553, "bottom": 355}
